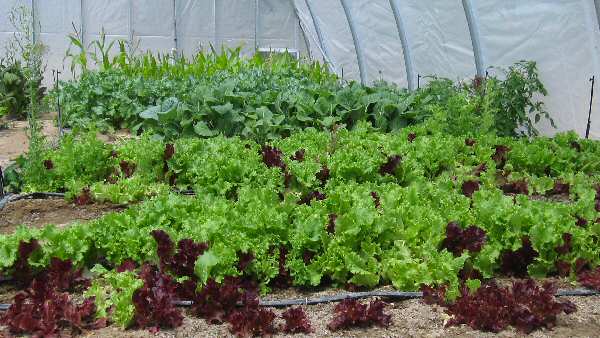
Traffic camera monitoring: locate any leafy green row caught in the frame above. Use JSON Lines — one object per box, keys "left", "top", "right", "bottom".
{"left": 3, "top": 123, "right": 600, "bottom": 298}
{"left": 52, "top": 44, "right": 550, "bottom": 140}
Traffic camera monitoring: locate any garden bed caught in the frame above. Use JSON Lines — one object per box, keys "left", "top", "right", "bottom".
{"left": 0, "top": 198, "right": 127, "bottom": 234}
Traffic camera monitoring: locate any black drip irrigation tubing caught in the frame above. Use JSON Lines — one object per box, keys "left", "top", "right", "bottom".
{"left": 0, "top": 289, "right": 598, "bottom": 312}
{"left": 0, "top": 189, "right": 197, "bottom": 212}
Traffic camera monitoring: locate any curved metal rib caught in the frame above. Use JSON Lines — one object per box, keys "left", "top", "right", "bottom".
{"left": 305, "top": 0, "right": 336, "bottom": 72}
{"left": 462, "top": 0, "right": 485, "bottom": 76}
{"left": 389, "top": 0, "right": 416, "bottom": 90}
{"left": 340, "top": 0, "right": 367, "bottom": 84}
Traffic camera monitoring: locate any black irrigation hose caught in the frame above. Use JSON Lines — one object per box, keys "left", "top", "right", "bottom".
{"left": 0, "top": 189, "right": 197, "bottom": 212}
{"left": 0, "top": 289, "right": 597, "bottom": 312}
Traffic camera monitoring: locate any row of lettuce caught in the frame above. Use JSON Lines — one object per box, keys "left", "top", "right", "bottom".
{"left": 3, "top": 122, "right": 600, "bottom": 292}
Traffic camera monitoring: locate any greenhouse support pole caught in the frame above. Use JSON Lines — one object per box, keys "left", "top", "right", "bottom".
{"left": 462, "top": 0, "right": 485, "bottom": 77}
{"left": 340, "top": 0, "right": 367, "bottom": 85}
{"left": 30, "top": 0, "right": 37, "bottom": 44}
{"left": 80, "top": 0, "right": 85, "bottom": 47}
{"left": 128, "top": 0, "right": 134, "bottom": 54}
{"left": 595, "top": 0, "right": 600, "bottom": 31}
{"left": 254, "top": 0, "right": 260, "bottom": 51}
{"left": 213, "top": 0, "right": 218, "bottom": 50}
{"left": 172, "top": 0, "right": 178, "bottom": 53}
{"left": 389, "top": 0, "right": 416, "bottom": 91}
{"left": 305, "top": 0, "right": 336, "bottom": 72}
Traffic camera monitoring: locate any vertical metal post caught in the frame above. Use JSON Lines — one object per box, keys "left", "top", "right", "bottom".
{"left": 340, "top": 0, "right": 367, "bottom": 85}
{"left": 389, "top": 0, "right": 416, "bottom": 91}
{"left": 586, "top": 76, "right": 595, "bottom": 139}
{"left": 305, "top": 0, "right": 335, "bottom": 72}
{"left": 173, "top": 0, "right": 178, "bottom": 52}
{"left": 595, "top": 0, "right": 600, "bottom": 31}
{"left": 128, "top": 0, "right": 134, "bottom": 54}
{"left": 462, "top": 0, "right": 485, "bottom": 77}
{"left": 80, "top": 0, "right": 86, "bottom": 47}
{"left": 31, "top": 0, "right": 37, "bottom": 44}
{"left": 213, "top": 0, "right": 218, "bottom": 50}
{"left": 53, "top": 70, "right": 63, "bottom": 139}
{"left": 254, "top": 0, "right": 260, "bottom": 51}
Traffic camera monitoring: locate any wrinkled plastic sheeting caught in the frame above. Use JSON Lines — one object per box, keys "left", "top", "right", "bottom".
{"left": 386, "top": 0, "right": 476, "bottom": 84}
{"left": 292, "top": 0, "right": 328, "bottom": 64}
{"left": 345, "top": 0, "right": 407, "bottom": 87}
{"left": 474, "top": 0, "right": 600, "bottom": 137}
{"left": 304, "top": 0, "right": 360, "bottom": 80}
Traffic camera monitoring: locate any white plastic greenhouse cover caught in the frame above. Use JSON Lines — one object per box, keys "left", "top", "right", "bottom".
{"left": 1, "top": 0, "right": 600, "bottom": 138}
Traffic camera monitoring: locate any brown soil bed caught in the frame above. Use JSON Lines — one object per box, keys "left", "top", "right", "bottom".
{"left": 0, "top": 198, "right": 127, "bottom": 234}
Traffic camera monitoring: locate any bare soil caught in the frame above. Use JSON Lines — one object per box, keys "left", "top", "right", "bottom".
{"left": 0, "top": 198, "right": 127, "bottom": 234}
{"left": 0, "top": 114, "right": 59, "bottom": 169}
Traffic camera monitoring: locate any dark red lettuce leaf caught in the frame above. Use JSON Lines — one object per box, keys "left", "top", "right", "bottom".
{"left": 554, "top": 233, "right": 573, "bottom": 255}
{"left": 473, "top": 163, "right": 487, "bottom": 177}
{"left": 192, "top": 276, "right": 258, "bottom": 324}
{"left": 316, "top": 165, "right": 330, "bottom": 186}
{"left": 577, "top": 267, "right": 600, "bottom": 291}
{"left": 271, "top": 246, "right": 292, "bottom": 288}
{"left": 290, "top": 149, "right": 305, "bottom": 162}
{"left": 119, "top": 160, "right": 136, "bottom": 178}
{"left": 379, "top": 155, "right": 402, "bottom": 176}
{"left": 227, "top": 290, "right": 277, "bottom": 337}
{"left": 575, "top": 216, "right": 588, "bottom": 228}
{"left": 164, "top": 144, "right": 175, "bottom": 161}
{"left": 444, "top": 280, "right": 576, "bottom": 333}
{"left": 326, "top": 213, "right": 337, "bottom": 234}
{"left": 74, "top": 188, "right": 93, "bottom": 206}
{"left": 236, "top": 251, "right": 254, "bottom": 272}
{"left": 550, "top": 181, "right": 570, "bottom": 195}
{"left": 45, "top": 258, "right": 89, "bottom": 292}
{"left": 407, "top": 133, "right": 417, "bottom": 143}
{"left": 302, "top": 250, "right": 316, "bottom": 264}
{"left": 501, "top": 180, "right": 529, "bottom": 195}
{"left": 281, "top": 307, "right": 313, "bottom": 333}
{"left": 500, "top": 237, "right": 538, "bottom": 277}
{"left": 261, "top": 145, "right": 286, "bottom": 170}
{"left": 327, "top": 299, "right": 392, "bottom": 331}
{"left": 555, "top": 260, "right": 571, "bottom": 277}
{"left": 298, "top": 191, "right": 326, "bottom": 206}
{"left": 370, "top": 191, "right": 381, "bottom": 209}
{"left": 13, "top": 240, "right": 41, "bottom": 288}
{"left": 461, "top": 180, "right": 480, "bottom": 198}
{"left": 492, "top": 145, "right": 510, "bottom": 164}
{"left": 1, "top": 278, "right": 101, "bottom": 336}
{"left": 116, "top": 259, "right": 137, "bottom": 272}
{"left": 575, "top": 259, "right": 590, "bottom": 275}
{"left": 441, "top": 222, "right": 486, "bottom": 257}
{"left": 420, "top": 284, "right": 447, "bottom": 306}
{"left": 132, "top": 264, "right": 183, "bottom": 331}
{"left": 171, "top": 239, "right": 209, "bottom": 278}
{"left": 43, "top": 159, "right": 54, "bottom": 170}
